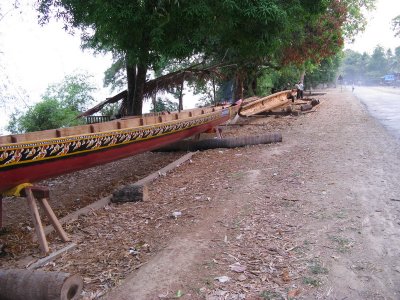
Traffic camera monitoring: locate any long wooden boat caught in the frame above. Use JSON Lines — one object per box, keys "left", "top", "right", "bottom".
{"left": 0, "top": 104, "right": 240, "bottom": 193}
{"left": 238, "top": 90, "right": 296, "bottom": 117}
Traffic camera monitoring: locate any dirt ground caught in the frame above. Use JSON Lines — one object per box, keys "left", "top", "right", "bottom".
{"left": 1, "top": 89, "right": 400, "bottom": 300}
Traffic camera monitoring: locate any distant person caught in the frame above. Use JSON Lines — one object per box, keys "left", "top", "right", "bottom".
{"left": 296, "top": 81, "right": 304, "bottom": 99}
{"left": 295, "top": 82, "right": 300, "bottom": 98}
{"left": 352, "top": 83, "right": 355, "bottom": 92}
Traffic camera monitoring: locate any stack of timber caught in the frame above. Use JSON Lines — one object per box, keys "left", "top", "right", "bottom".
{"left": 238, "top": 90, "right": 296, "bottom": 117}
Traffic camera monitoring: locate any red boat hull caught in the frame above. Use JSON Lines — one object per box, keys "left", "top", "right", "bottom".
{"left": 0, "top": 113, "right": 230, "bottom": 193}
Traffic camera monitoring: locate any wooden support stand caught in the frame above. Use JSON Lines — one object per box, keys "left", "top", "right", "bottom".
{"left": 21, "top": 186, "right": 70, "bottom": 256}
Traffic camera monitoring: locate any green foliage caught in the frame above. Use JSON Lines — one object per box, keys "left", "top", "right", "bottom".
{"left": 304, "top": 54, "right": 342, "bottom": 89}
{"left": 7, "top": 73, "right": 96, "bottom": 133}
{"left": 257, "top": 66, "right": 302, "bottom": 95}
{"left": 36, "top": 0, "right": 376, "bottom": 111}
{"left": 392, "top": 15, "right": 400, "bottom": 37}
{"left": 150, "top": 97, "right": 178, "bottom": 113}
{"left": 100, "top": 103, "right": 120, "bottom": 117}
{"left": 342, "top": 0, "right": 375, "bottom": 39}
{"left": 36, "top": 0, "right": 329, "bottom": 113}
{"left": 368, "top": 46, "right": 389, "bottom": 76}
{"left": 103, "top": 56, "right": 126, "bottom": 91}
{"left": 340, "top": 45, "right": 399, "bottom": 85}
{"left": 42, "top": 72, "right": 95, "bottom": 111}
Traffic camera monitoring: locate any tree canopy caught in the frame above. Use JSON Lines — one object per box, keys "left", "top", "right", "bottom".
{"left": 340, "top": 45, "right": 400, "bottom": 85}
{"left": 7, "top": 73, "right": 96, "bottom": 133}
{"left": 392, "top": 15, "right": 400, "bottom": 37}
{"left": 36, "top": 0, "right": 375, "bottom": 115}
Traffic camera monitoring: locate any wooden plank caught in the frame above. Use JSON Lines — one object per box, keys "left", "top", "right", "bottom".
{"left": 0, "top": 135, "right": 13, "bottom": 145}
{"left": 141, "top": 115, "right": 158, "bottom": 125}
{"left": 28, "top": 243, "right": 77, "bottom": 270}
{"left": 90, "top": 121, "right": 119, "bottom": 133}
{"left": 134, "top": 152, "right": 195, "bottom": 186}
{"left": 38, "top": 198, "right": 70, "bottom": 242}
{"left": 56, "top": 124, "right": 91, "bottom": 137}
{"left": 11, "top": 129, "right": 58, "bottom": 143}
{"left": 21, "top": 186, "right": 50, "bottom": 199}
{"left": 117, "top": 118, "right": 143, "bottom": 129}
{"left": 25, "top": 188, "right": 49, "bottom": 255}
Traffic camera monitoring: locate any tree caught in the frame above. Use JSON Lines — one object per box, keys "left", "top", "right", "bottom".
{"left": 304, "top": 53, "right": 342, "bottom": 89}
{"left": 367, "top": 46, "right": 389, "bottom": 78}
{"left": 7, "top": 73, "right": 96, "bottom": 133}
{"left": 36, "top": 0, "right": 329, "bottom": 114}
{"left": 394, "top": 46, "right": 400, "bottom": 72}
{"left": 150, "top": 97, "right": 178, "bottom": 113}
{"left": 341, "top": 49, "right": 366, "bottom": 83}
{"left": 392, "top": 15, "right": 400, "bottom": 37}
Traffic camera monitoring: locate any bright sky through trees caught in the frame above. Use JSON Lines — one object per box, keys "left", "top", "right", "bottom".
{"left": 345, "top": 0, "right": 400, "bottom": 53}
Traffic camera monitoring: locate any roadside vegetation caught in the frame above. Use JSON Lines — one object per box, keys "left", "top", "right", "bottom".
{"left": 4, "top": 0, "right": 382, "bottom": 132}
{"left": 341, "top": 45, "right": 400, "bottom": 85}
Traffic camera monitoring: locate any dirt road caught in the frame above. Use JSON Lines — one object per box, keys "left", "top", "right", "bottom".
{"left": 103, "top": 89, "right": 400, "bottom": 299}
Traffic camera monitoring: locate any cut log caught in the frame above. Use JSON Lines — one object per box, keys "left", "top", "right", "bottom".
{"left": 112, "top": 184, "right": 149, "bottom": 203}
{"left": 0, "top": 269, "right": 83, "bottom": 300}
{"left": 156, "top": 133, "right": 282, "bottom": 152}
{"left": 310, "top": 99, "right": 320, "bottom": 106}
{"left": 300, "top": 104, "right": 313, "bottom": 111}
{"left": 255, "top": 106, "right": 292, "bottom": 116}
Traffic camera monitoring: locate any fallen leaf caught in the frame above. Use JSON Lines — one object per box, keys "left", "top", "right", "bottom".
{"left": 281, "top": 269, "right": 291, "bottom": 282}
{"left": 288, "top": 288, "right": 301, "bottom": 298}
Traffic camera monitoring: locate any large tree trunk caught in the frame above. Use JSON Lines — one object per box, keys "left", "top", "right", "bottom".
{"left": 126, "top": 64, "right": 137, "bottom": 116}
{"left": 300, "top": 69, "right": 306, "bottom": 83}
{"left": 155, "top": 133, "right": 282, "bottom": 151}
{"left": 178, "top": 74, "right": 184, "bottom": 111}
{"left": 132, "top": 64, "right": 147, "bottom": 115}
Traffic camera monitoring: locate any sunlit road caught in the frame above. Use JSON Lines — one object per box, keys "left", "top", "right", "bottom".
{"left": 352, "top": 86, "right": 400, "bottom": 140}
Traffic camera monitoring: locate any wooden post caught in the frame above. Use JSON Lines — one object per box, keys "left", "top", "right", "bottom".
{"left": 25, "top": 188, "right": 49, "bottom": 255}
{"left": 37, "top": 198, "right": 70, "bottom": 242}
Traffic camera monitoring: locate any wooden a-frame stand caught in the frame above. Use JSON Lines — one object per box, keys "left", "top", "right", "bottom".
{"left": 1, "top": 186, "right": 70, "bottom": 256}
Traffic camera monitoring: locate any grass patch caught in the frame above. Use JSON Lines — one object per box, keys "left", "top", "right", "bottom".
{"left": 260, "top": 290, "right": 284, "bottom": 300}
{"left": 333, "top": 211, "right": 347, "bottom": 219}
{"left": 302, "top": 276, "right": 321, "bottom": 287}
{"left": 329, "top": 235, "right": 353, "bottom": 253}
{"left": 309, "top": 260, "right": 328, "bottom": 275}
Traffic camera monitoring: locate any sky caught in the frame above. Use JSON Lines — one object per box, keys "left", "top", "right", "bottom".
{"left": 344, "top": 0, "right": 400, "bottom": 53}
{"left": 1, "top": 0, "right": 400, "bottom": 134}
